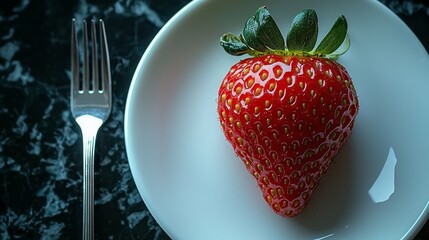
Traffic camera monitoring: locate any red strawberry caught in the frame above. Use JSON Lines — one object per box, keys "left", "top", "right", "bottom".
{"left": 217, "top": 7, "right": 358, "bottom": 217}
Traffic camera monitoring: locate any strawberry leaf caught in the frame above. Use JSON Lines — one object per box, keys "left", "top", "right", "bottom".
{"left": 326, "top": 34, "right": 350, "bottom": 60}
{"left": 220, "top": 7, "right": 350, "bottom": 59}
{"left": 254, "top": 7, "right": 285, "bottom": 50}
{"left": 242, "top": 7, "right": 285, "bottom": 52}
{"left": 220, "top": 33, "right": 250, "bottom": 56}
{"left": 315, "top": 15, "right": 348, "bottom": 55}
{"left": 286, "top": 9, "right": 318, "bottom": 53}
{"left": 243, "top": 16, "right": 267, "bottom": 51}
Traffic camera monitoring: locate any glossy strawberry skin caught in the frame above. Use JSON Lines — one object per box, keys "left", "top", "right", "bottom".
{"left": 217, "top": 54, "right": 358, "bottom": 217}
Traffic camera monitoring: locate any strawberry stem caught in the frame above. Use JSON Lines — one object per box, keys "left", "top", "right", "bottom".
{"left": 220, "top": 7, "right": 350, "bottom": 59}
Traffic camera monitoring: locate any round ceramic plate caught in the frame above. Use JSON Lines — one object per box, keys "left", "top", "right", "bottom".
{"left": 124, "top": 0, "right": 429, "bottom": 239}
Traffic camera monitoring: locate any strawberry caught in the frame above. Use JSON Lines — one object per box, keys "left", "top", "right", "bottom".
{"left": 217, "top": 7, "right": 358, "bottom": 217}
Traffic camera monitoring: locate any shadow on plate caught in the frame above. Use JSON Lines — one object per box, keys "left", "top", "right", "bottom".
{"left": 290, "top": 131, "right": 389, "bottom": 235}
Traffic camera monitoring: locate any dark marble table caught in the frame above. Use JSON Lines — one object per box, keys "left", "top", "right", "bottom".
{"left": 1, "top": 0, "right": 428, "bottom": 239}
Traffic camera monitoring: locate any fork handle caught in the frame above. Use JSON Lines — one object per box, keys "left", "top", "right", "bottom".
{"left": 76, "top": 115, "right": 103, "bottom": 240}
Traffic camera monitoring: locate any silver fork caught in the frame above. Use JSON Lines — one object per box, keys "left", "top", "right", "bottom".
{"left": 71, "top": 18, "right": 112, "bottom": 240}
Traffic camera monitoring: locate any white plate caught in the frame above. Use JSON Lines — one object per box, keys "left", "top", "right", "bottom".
{"left": 124, "top": 0, "right": 429, "bottom": 239}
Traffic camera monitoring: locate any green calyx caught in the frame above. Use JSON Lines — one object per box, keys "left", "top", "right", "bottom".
{"left": 220, "top": 7, "right": 350, "bottom": 60}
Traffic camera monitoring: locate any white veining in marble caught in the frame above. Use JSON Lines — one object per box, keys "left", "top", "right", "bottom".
{"left": 0, "top": 41, "right": 33, "bottom": 85}
{"left": 0, "top": 0, "right": 34, "bottom": 86}
{"left": 113, "top": 0, "right": 165, "bottom": 27}
{"left": 36, "top": 183, "right": 69, "bottom": 218}
{"left": 73, "top": 0, "right": 164, "bottom": 28}
{"left": 39, "top": 222, "right": 65, "bottom": 240}
{"left": 13, "top": 0, "right": 31, "bottom": 12}
{"left": 0, "top": 42, "right": 19, "bottom": 61}
{"left": 1, "top": 28, "right": 15, "bottom": 40}
{"left": 381, "top": 0, "right": 429, "bottom": 15}
{"left": 0, "top": 0, "right": 170, "bottom": 237}
{"left": 127, "top": 210, "right": 163, "bottom": 239}
{"left": 28, "top": 124, "right": 42, "bottom": 155}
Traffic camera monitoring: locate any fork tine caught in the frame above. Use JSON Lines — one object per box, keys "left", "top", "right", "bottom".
{"left": 99, "top": 19, "right": 111, "bottom": 94}
{"left": 91, "top": 19, "right": 99, "bottom": 93}
{"left": 71, "top": 19, "right": 80, "bottom": 94}
{"left": 82, "top": 20, "right": 90, "bottom": 93}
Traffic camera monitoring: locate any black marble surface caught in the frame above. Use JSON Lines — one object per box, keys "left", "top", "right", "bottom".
{"left": 0, "top": 0, "right": 428, "bottom": 239}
